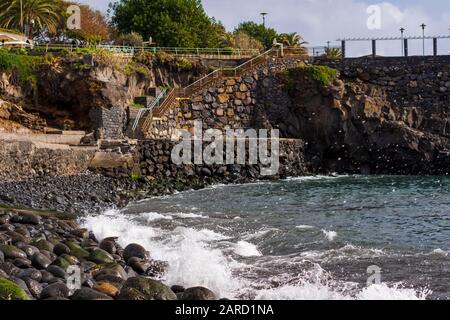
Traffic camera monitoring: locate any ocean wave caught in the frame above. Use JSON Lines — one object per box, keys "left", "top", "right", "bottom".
{"left": 141, "top": 212, "right": 173, "bottom": 222}
{"left": 301, "top": 244, "right": 386, "bottom": 261}
{"left": 81, "top": 209, "right": 430, "bottom": 301}
{"left": 285, "top": 175, "right": 351, "bottom": 182}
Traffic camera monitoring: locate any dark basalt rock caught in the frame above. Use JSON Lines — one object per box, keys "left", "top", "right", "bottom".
{"left": 0, "top": 207, "right": 219, "bottom": 301}
{"left": 99, "top": 239, "right": 117, "bottom": 255}
{"left": 70, "top": 287, "right": 113, "bottom": 300}
{"left": 31, "top": 252, "right": 52, "bottom": 270}
{"left": 12, "top": 258, "right": 32, "bottom": 268}
{"left": 53, "top": 243, "right": 71, "bottom": 256}
{"left": 46, "top": 265, "right": 68, "bottom": 280}
{"left": 15, "top": 243, "right": 40, "bottom": 258}
{"left": 123, "top": 244, "right": 149, "bottom": 262}
{"left": 18, "top": 268, "right": 42, "bottom": 282}
{"left": 180, "top": 287, "right": 217, "bottom": 300}
{"left": 118, "top": 277, "right": 177, "bottom": 300}
{"left": 19, "top": 213, "right": 41, "bottom": 225}
{"left": 0, "top": 244, "right": 27, "bottom": 260}
{"left": 40, "top": 282, "right": 70, "bottom": 299}
{"left": 24, "top": 278, "right": 43, "bottom": 298}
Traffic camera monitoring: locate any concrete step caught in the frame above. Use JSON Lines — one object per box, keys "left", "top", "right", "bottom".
{"left": 44, "top": 128, "right": 86, "bottom": 135}
{"left": 0, "top": 132, "right": 86, "bottom": 145}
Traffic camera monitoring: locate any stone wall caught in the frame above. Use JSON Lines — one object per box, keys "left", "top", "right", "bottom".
{"left": 315, "top": 56, "right": 450, "bottom": 136}
{"left": 249, "top": 56, "right": 450, "bottom": 174}
{"left": 89, "top": 105, "right": 127, "bottom": 140}
{"left": 0, "top": 140, "right": 96, "bottom": 181}
{"left": 145, "top": 57, "right": 308, "bottom": 139}
{"left": 137, "top": 138, "right": 308, "bottom": 189}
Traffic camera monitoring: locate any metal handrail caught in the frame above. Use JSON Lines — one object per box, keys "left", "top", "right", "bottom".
{"left": 131, "top": 89, "right": 167, "bottom": 131}
{"left": 152, "top": 88, "right": 183, "bottom": 118}
{"left": 141, "top": 46, "right": 309, "bottom": 135}
{"left": 34, "top": 44, "right": 260, "bottom": 57}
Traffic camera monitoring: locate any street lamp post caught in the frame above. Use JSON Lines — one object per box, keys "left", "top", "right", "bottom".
{"left": 400, "top": 28, "right": 405, "bottom": 56}
{"left": 260, "top": 13, "right": 268, "bottom": 27}
{"left": 421, "top": 23, "right": 426, "bottom": 56}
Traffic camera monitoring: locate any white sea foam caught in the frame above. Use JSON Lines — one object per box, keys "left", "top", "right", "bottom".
{"left": 356, "top": 283, "right": 430, "bottom": 300}
{"left": 141, "top": 212, "right": 173, "bottom": 222}
{"left": 322, "top": 229, "right": 338, "bottom": 241}
{"left": 296, "top": 225, "right": 315, "bottom": 230}
{"left": 234, "top": 241, "right": 263, "bottom": 257}
{"left": 81, "top": 210, "right": 242, "bottom": 298}
{"left": 285, "top": 175, "right": 350, "bottom": 182}
{"left": 431, "top": 248, "right": 449, "bottom": 256}
{"left": 81, "top": 209, "right": 430, "bottom": 301}
{"left": 170, "top": 212, "right": 207, "bottom": 219}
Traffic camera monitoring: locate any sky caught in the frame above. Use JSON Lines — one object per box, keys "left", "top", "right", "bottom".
{"left": 77, "top": 0, "right": 450, "bottom": 57}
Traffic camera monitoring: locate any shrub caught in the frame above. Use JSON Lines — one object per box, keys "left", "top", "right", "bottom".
{"left": 174, "top": 57, "right": 193, "bottom": 71}
{"left": 133, "top": 50, "right": 154, "bottom": 66}
{"left": 285, "top": 65, "right": 339, "bottom": 88}
{"left": 117, "top": 32, "right": 144, "bottom": 47}
{"left": 221, "top": 47, "right": 235, "bottom": 55}
{"left": 123, "top": 61, "right": 150, "bottom": 76}
{"left": 155, "top": 51, "right": 174, "bottom": 64}
{"left": 0, "top": 51, "right": 43, "bottom": 87}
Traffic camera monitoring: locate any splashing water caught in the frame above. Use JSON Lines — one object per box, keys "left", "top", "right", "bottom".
{"left": 81, "top": 176, "right": 449, "bottom": 300}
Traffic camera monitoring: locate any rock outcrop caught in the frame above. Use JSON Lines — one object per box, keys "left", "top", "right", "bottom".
{"left": 251, "top": 57, "right": 450, "bottom": 174}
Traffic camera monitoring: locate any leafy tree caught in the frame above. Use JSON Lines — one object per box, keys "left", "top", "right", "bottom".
{"left": 64, "top": 2, "right": 111, "bottom": 43}
{"left": 117, "top": 32, "right": 144, "bottom": 47}
{"left": 0, "top": 0, "right": 61, "bottom": 38}
{"left": 234, "top": 21, "right": 278, "bottom": 49}
{"left": 110, "top": 0, "right": 223, "bottom": 48}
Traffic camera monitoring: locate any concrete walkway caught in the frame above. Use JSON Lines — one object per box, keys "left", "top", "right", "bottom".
{"left": 0, "top": 131, "right": 86, "bottom": 145}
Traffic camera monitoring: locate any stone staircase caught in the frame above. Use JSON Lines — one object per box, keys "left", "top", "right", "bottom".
{"left": 132, "top": 47, "right": 307, "bottom": 137}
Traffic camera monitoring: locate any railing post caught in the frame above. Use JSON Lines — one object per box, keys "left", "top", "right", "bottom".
{"left": 341, "top": 40, "right": 346, "bottom": 58}
{"left": 433, "top": 38, "right": 438, "bottom": 56}
{"left": 372, "top": 40, "right": 377, "bottom": 58}
{"left": 404, "top": 39, "right": 409, "bottom": 57}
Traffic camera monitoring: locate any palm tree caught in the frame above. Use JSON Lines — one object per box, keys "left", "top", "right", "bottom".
{"left": 0, "top": 0, "right": 61, "bottom": 38}
{"left": 324, "top": 47, "right": 343, "bottom": 60}
{"left": 278, "top": 32, "right": 308, "bottom": 47}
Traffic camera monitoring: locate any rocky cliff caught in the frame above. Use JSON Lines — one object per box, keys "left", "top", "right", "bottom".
{"left": 253, "top": 57, "right": 450, "bottom": 174}
{"left": 0, "top": 51, "right": 210, "bottom": 138}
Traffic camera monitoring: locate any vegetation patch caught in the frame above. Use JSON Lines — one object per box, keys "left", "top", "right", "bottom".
{"left": 0, "top": 276, "right": 29, "bottom": 300}
{"left": 284, "top": 65, "right": 339, "bottom": 90}
{"left": 0, "top": 50, "right": 43, "bottom": 87}
{"left": 124, "top": 61, "right": 150, "bottom": 76}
